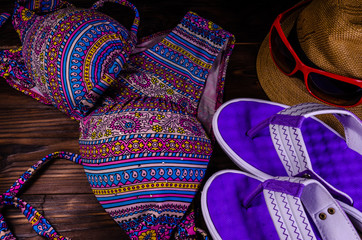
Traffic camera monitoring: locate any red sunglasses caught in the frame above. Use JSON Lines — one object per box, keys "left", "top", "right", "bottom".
{"left": 269, "top": 0, "right": 362, "bottom": 107}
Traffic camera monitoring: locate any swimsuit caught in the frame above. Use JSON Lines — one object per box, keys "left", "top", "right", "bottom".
{"left": 0, "top": 1, "right": 235, "bottom": 239}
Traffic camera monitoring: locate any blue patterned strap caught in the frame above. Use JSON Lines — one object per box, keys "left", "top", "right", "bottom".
{"left": 91, "top": 0, "right": 140, "bottom": 37}
{"left": 0, "top": 13, "right": 10, "bottom": 27}
{"left": 0, "top": 213, "right": 15, "bottom": 240}
{"left": 1, "top": 196, "right": 70, "bottom": 240}
{"left": 5, "top": 152, "right": 82, "bottom": 197}
{"left": 251, "top": 177, "right": 360, "bottom": 240}
{"left": 0, "top": 152, "right": 82, "bottom": 239}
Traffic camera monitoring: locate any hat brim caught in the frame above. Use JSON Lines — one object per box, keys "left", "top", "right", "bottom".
{"left": 256, "top": 6, "right": 362, "bottom": 132}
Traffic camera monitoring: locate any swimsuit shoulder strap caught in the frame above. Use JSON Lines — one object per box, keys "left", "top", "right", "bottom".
{"left": 0, "top": 152, "right": 82, "bottom": 239}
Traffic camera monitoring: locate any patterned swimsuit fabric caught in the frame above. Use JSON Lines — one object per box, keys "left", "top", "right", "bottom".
{"left": 0, "top": 0, "right": 235, "bottom": 239}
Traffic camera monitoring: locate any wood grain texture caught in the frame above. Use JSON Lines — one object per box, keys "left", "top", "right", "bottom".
{"left": 0, "top": 0, "right": 299, "bottom": 239}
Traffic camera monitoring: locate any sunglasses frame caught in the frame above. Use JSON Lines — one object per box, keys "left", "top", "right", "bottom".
{"left": 269, "top": 0, "right": 362, "bottom": 107}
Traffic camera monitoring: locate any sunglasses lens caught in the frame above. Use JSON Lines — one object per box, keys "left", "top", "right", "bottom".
{"left": 308, "top": 72, "right": 362, "bottom": 106}
{"left": 270, "top": 27, "right": 296, "bottom": 74}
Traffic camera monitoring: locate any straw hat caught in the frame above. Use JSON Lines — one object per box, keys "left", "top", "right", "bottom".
{"left": 257, "top": 0, "right": 362, "bottom": 133}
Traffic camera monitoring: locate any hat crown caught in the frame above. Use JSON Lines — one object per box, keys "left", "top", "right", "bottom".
{"left": 296, "top": 0, "right": 362, "bottom": 79}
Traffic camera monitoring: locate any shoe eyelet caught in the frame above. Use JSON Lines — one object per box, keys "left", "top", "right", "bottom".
{"left": 327, "top": 207, "right": 335, "bottom": 215}
{"left": 319, "top": 212, "right": 327, "bottom": 220}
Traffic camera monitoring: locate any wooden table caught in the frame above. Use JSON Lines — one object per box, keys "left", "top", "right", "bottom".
{"left": 0, "top": 0, "right": 299, "bottom": 239}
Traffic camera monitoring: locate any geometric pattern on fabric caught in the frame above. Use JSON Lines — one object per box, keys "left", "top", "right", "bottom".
{"left": 17, "top": 0, "right": 68, "bottom": 13}
{"left": 79, "top": 96, "right": 212, "bottom": 239}
{"left": 123, "top": 11, "right": 235, "bottom": 125}
{"left": 78, "top": 10, "right": 235, "bottom": 240}
{"left": 11, "top": 0, "right": 139, "bottom": 119}
{"left": 0, "top": 1, "right": 235, "bottom": 239}
{"left": 1, "top": 151, "right": 81, "bottom": 240}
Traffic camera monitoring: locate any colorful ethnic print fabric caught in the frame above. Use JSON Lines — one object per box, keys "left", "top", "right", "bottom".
{"left": 79, "top": 11, "right": 234, "bottom": 239}
{"left": 9, "top": 0, "right": 140, "bottom": 119}
{"left": 1, "top": 152, "right": 80, "bottom": 240}
{"left": 0, "top": 0, "right": 235, "bottom": 239}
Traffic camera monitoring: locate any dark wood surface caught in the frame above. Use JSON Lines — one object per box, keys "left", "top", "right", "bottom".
{"left": 0, "top": 0, "right": 300, "bottom": 239}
